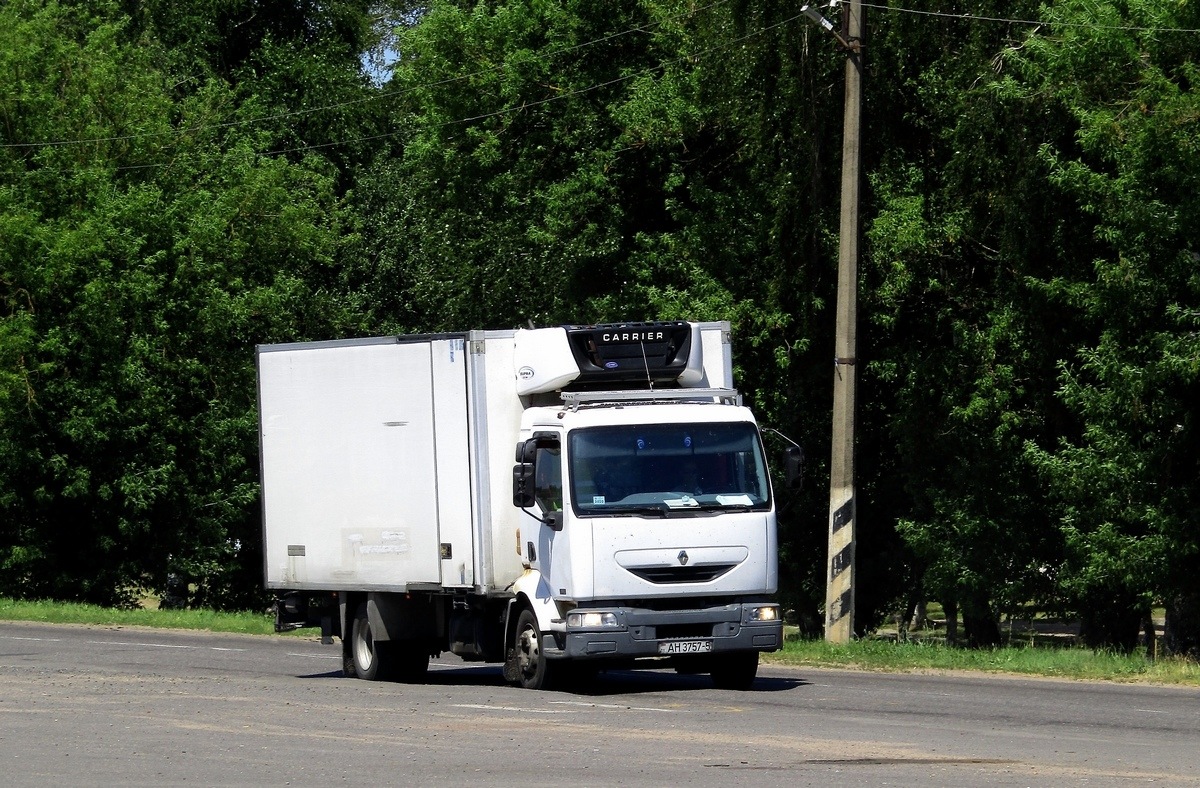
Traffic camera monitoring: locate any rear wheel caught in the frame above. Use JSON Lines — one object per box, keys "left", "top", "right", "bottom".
{"left": 514, "top": 608, "right": 557, "bottom": 690}
{"left": 350, "top": 602, "right": 394, "bottom": 681}
{"left": 709, "top": 651, "right": 759, "bottom": 690}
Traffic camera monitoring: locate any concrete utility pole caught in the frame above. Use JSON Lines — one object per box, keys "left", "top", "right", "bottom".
{"left": 825, "top": 0, "right": 863, "bottom": 644}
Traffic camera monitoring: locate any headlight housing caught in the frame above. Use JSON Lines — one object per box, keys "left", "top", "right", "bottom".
{"left": 566, "top": 611, "right": 620, "bottom": 629}
{"left": 747, "top": 605, "right": 780, "bottom": 622}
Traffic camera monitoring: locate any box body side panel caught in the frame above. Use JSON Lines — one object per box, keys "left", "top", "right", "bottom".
{"left": 431, "top": 338, "right": 475, "bottom": 587}
{"left": 259, "top": 340, "right": 448, "bottom": 590}
{"left": 469, "top": 331, "right": 526, "bottom": 591}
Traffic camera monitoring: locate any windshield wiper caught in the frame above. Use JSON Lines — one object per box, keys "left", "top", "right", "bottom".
{"left": 693, "top": 501, "right": 754, "bottom": 512}
{"left": 610, "top": 504, "right": 670, "bottom": 517}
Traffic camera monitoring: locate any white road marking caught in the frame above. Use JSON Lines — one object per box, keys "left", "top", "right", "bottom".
{"left": 453, "top": 704, "right": 576, "bottom": 714}
{"left": 550, "top": 700, "right": 682, "bottom": 713}
{"left": 86, "top": 640, "right": 195, "bottom": 649}
{"left": 0, "top": 634, "right": 244, "bottom": 653}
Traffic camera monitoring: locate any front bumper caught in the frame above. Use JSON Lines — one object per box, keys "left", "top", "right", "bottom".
{"left": 556, "top": 601, "right": 782, "bottom": 660}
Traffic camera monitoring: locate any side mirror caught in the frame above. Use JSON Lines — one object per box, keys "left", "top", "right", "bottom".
{"left": 513, "top": 433, "right": 561, "bottom": 513}
{"left": 515, "top": 434, "right": 559, "bottom": 463}
{"left": 784, "top": 446, "right": 805, "bottom": 490}
{"left": 513, "top": 463, "right": 536, "bottom": 508}
{"left": 515, "top": 439, "right": 537, "bottom": 464}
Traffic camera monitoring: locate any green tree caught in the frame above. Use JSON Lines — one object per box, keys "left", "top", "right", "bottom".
{"left": 0, "top": 0, "right": 365, "bottom": 607}
{"left": 866, "top": 0, "right": 1200, "bottom": 651}
{"left": 1015, "top": 0, "right": 1200, "bottom": 653}
{"left": 861, "top": 0, "right": 1073, "bottom": 644}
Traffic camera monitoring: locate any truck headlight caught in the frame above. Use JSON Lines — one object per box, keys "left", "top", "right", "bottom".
{"left": 567, "top": 611, "right": 619, "bottom": 629}
{"left": 748, "top": 605, "right": 779, "bottom": 622}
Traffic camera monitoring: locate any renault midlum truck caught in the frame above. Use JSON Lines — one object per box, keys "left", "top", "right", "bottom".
{"left": 258, "top": 321, "right": 791, "bottom": 690}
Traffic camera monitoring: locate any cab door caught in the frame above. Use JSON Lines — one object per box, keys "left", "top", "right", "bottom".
{"left": 533, "top": 432, "right": 580, "bottom": 597}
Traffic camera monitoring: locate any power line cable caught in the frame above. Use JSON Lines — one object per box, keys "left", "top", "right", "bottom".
{"left": 0, "top": 0, "right": 732, "bottom": 151}
{"left": 6, "top": 7, "right": 806, "bottom": 174}
{"left": 71, "top": 2, "right": 1193, "bottom": 172}
{"left": 855, "top": 2, "right": 1200, "bottom": 34}
{"left": 210, "top": 10, "right": 810, "bottom": 162}
{"left": 6, "top": 2, "right": 1196, "bottom": 155}
{"left": 231, "top": 5, "right": 1200, "bottom": 162}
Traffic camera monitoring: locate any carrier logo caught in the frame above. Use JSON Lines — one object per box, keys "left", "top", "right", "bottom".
{"left": 678, "top": 550, "right": 689, "bottom": 566}
{"left": 601, "top": 331, "right": 666, "bottom": 343}
{"left": 518, "top": 366, "right": 535, "bottom": 380}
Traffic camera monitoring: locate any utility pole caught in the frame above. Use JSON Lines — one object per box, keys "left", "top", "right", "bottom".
{"left": 824, "top": 0, "right": 863, "bottom": 644}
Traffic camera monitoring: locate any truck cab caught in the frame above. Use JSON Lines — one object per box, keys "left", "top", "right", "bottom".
{"left": 506, "top": 326, "right": 782, "bottom": 689}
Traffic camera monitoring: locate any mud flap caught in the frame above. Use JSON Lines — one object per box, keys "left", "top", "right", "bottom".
{"left": 501, "top": 600, "right": 522, "bottom": 683}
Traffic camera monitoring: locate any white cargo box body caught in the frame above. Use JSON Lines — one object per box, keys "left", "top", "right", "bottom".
{"left": 257, "top": 332, "right": 526, "bottom": 594}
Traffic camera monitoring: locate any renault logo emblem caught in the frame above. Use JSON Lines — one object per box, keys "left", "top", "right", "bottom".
{"left": 678, "top": 550, "right": 689, "bottom": 566}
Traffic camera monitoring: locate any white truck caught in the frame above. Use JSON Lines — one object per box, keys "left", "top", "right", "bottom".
{"left": 257, "top": 321, "right": 792, "bottom": 690}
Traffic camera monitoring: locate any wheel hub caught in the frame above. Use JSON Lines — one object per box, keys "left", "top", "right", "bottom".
{"left": 517, "top": 626, "right": 540, "bottom": 678}
{"left": 355, "top": 623, "right": 374, "bottom": 670}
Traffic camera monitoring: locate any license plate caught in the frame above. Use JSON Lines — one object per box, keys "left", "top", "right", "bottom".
{"left": 658, "top": 639, "right": 713, "bottom": 655}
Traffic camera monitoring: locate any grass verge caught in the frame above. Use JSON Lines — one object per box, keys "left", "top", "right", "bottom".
{"left": 0, "top": 597, "right": 279, "bottom": 636}
{"left": 767, "top": 634, "right": 1200, "bottom": 686}
{"left": 3, "top": 598, "right": 1198, "bottom": 685}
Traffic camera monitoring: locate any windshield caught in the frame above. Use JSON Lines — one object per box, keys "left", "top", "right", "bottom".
{"left": 568, "top": 422, "right": 771, "bottom": 516}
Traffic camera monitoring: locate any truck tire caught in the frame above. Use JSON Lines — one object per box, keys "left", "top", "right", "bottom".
{"left": 514, "top": 608, "right": 557, "bottom": 690}
{"left": 350, "top": 601, "right": 394, "bottom": 681}
{"left": 709, "top": 651, "right": 759, "bottom": 690}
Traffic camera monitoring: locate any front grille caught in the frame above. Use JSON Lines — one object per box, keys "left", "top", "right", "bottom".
{"left": 627, "top": 564, "right": 736, "bottom": 584}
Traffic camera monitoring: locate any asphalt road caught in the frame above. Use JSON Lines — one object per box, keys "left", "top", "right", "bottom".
{"left": 1, "top": 621, "right": 1197, "bottom": 787}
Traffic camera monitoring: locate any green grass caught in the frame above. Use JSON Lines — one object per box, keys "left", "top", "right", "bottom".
{"left": 0, "top": 597, "right": 280, "bottom": 636}
{"left": 3, "top": 598, "right": 1198, "bottom": 685}
{"left": 767, "top": 634, "right": 1200, "bottom": 686}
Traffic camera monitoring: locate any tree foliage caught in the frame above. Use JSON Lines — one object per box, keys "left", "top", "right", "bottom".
{"left": 863, "top": 0, "right": 1200, "bottom": 651}
{"left": 0, "top": 0, "right": 367, "bottom": 608}
{"left": 1015, "top": 0, "right": 1200, "bottom": 651}
{"left": 1, "top": 0, "right": 1198, "bottom": 654}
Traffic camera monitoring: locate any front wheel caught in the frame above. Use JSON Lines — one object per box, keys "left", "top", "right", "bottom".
{"left": 709, "top": 651, "right": 759, "bottom": 690}
{"left": 514, "top": 608, "right": 558, "bottom": 690}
